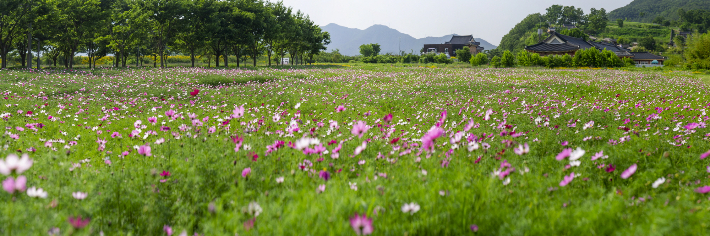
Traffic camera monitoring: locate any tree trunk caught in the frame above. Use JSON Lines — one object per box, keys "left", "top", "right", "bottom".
{"left": 268, "top": 48, "right": 272, "bottom": 66}
{"left": 224, "top": 54, "right": 228, "bottom": 68}
{"left": 190, "top": 51, "right": 195, "bottom": 67}
{"left": 20, "top": 50, "right": 26, "bottom": 68}
{"left": 153, "top": 55, "right": 157, "bottom": 67}
{"left": 215, "top": 52, "right": 220, "bottom": 67}
{"left": 236, "top": 49, "right": 240, "bottom": 68}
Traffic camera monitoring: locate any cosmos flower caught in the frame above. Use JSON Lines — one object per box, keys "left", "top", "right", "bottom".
{"left": 701, "top": 150, "right": 710, "bottom": 159}
{"left": 190, "top": 89, "right": 200, "bottom": 96}
{"left": 68, "top": 216, "right": 90, "bottom": 229}
{"left": 138, "top": 145, "right": 152, "bottom": 156}
{"left": 401, "top": 202, "right": 420, "bottom": 215}
{"left": 621, "top": 164, "right": 637, "bottom": 179}
{"left": 164, "top": 225, "right": 173, "bottom": 236}
{"left": 232, "top": 105, "right": 245, "bottom": 119}
{"left": 556, "top": 148, "right": 572, "bottom": 161}
{"left": 335, "top": 105, "right": 346, "bottom": 113}
{"left": 72, "top": 192, "right": 88, "bottom": 200}
{"left": 247, "top": 201, "right": 262, "bottom": 217}
{"left": 319, "top": 170, "right": 331, "bottom": 181}
{"left": 383, "top": 113, "right": 393, "bottom": 123}
{"left": 242, "top": 168, "right": 252, "bottom": 178}
{"left": 0, "top": 153, "right": 33, "bottom": 175}
{"left": 316, "top": 184, "right": 326, "bottom": 193}
{"left": 2, "top": 175, "right": 26, "bottom": 193}
{"left": 696, "top": 186, "right": 710, "bottom": 194}
{"left": 652, "top": 177, "right": 665, "bottom": 188}
{"left": 351, "top": 121, "right": 369, "bottom": 138}
{"left": 349, "top": 213, "right": 373, "bottom": 235}
{"left": 590, "top": 151, "right": 607, "bottom": 161}
{"left": 27, "top": 186, "right": 48, "bottom": 198}
{"left": 559, "top": 172, "right": 575, "bottom": 187}
{"left": 276, "top": 176, "right": 284, "bottom": 183}
{"left": 513, "top": 143, "right": 529, "bottom": 155}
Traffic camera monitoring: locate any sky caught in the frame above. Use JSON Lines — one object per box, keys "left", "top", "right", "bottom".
{"left": 275, "top": 0, "right": 634, "bottom": 45}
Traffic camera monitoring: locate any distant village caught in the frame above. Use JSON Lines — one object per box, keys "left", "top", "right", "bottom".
{"left": 421, "top": 24, "right": 689, "bottom": 67}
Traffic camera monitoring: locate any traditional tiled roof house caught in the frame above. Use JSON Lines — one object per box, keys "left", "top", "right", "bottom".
{"left": 423, "top": 35, "right": 484, "bottom": 57}
{"left": 524, "top": 30, "right": 663, "bottom": 65}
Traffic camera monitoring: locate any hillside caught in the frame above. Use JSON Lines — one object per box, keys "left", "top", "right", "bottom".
{"left": 321, "top": 24, "right": 496, "bottom": 56}
{"left": 497, "top": 13, "right": 544, "bottom": 53}
{"left": 608, "top": 0, "right": 710, "bottom": 22}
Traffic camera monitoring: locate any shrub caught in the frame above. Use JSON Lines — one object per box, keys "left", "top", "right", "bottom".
{"left": 500, "top": 50, "right": 515, "bottom": 67}
{"left": 684, "top": 33, "right": 710, "bottom": 69}
{"left": 455, "top": 46, "right": 472, "bottom": 63}
{"left": 490, "top": 56, "right": 501, "bottom": 68}
{"left": 470, "top": 53, "right": 488, "bottom": 66}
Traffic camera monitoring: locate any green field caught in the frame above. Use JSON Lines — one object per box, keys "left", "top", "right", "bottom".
{"left": 1, "top": 66, "right": 709, "bottom": 235}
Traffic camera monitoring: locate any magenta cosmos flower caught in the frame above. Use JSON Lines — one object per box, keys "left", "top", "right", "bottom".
{"left": 138, "top": 144, "right": 152, "bottom": 156}
{"left": 695, "top": 186, "right": 710, "bottom": 194}
{"left": 559, "top": 172, "right": 574, "bottom": 187}
{"left": 349, "top": 213, "right": 373, "bottom": 235}
{"left": 700, "top": 150, "right": 710, "bottom": 159}
{"left": 556, "top": 148, "right": 572, "bottom": 161}
{"left": 319, "top": 170, "right": 331, "bottom": 181}
{"left": 242, "top": 167, "right": 252, "bottom": 178}
{"left": 68, "top": 215, "right": 90, "bottom": 229}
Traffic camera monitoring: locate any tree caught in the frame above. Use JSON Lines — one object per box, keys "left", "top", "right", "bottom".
{"left": 50, "top": 0, "right": 104, "bottom": 69}
{"left": 359, "top": 43, "right": 379, "bottom": 57}
{"left": 639, "top": 36, "right": 656, "bottom": 51}
{"left": 470, "top": 52, "right": 488, "bottom": 66}
{"left": 175, "top": 0, "right": 210, "bottom": 67}
{"left": 545, "top": 5, "right": 563, "bottom": 25}
{"left": 587, "top": 8, "right": 608, "bottom": 34}
{"left": 455, "top": 46, "right": 472, "bottom": 63}
{"left": 631, "top": 46, "right": 648, "bottom": 52}
{"left": 617, "top": 19, "right": 624, "bottom": 28}
{"left": 500, "top": 50, "right": 515, "bottom": 67}
{"left": 490, "top": 55, "right": 501, "bottom": 68}
{"left": 0, "top": 0, "right": 41, "bottom": 68}
{"left": 145, "top": 0, "right": 186, "bottom": 68}
{"left": 684, "top": 32, "right": 710, "bottom": 69}
{"left": 652, "top": 16, "right": 665, "bottom": 25}
{"left": 617, "top": 37, "right": 630, "bottom": 45}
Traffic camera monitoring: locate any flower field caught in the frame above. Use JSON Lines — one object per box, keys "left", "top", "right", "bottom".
{"left": 1, "top": 66, "right": 710, "bottom": 235}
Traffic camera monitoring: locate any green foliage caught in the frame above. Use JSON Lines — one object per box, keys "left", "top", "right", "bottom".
{"left": 664, "top": 54, "right": 684, "bottom": 67}
{"left": 639, "top": 36, "right": 657, "bottom": 51}
{"left": 401, "top": 53, "right": 420, "bottom": 63}
{"left": 517, "top": 50, "right": 532, "bottom": 66}
{"left": 455, "top": 46, "right": 472, "bottom": 63}
{"left": 500, "top": 50, "right": 515, "bottom": 67}
{"left": 559, "top": 28, "right": 589, "bottom": 41}
{"left": 617, "top": 37, "right": 631, "bottom": 45}
{"left": 359, "top": 43, "right": 381, "bottom": 57}
{"left": 608, "top": 0, "right": 710, "bottom": 23}
{"left": 678, "top": 9, "right": 710, "bottom": 33}
{"left": 421, "top": 52, "right": 437, "bottom": 64}
{"left": 434, "top": 53, "right": 452, "bottom": 64}
{"left": 631, "top": 46, "right": 649, "bottom": 52}
{"left": 588, "top": 8, "right": 609, "bottom": 34}
{"left": 470, "top": 52, "right": 488, "bottom": 66}
{"left": 684, "top": 32, "right": 710, "bottom": 69}
{"left": 498, "top": 13, "right": 545, "bottom": 53}
{"left": 490, "top": 55, "right": 501, "bottom": 68}
{"left": 617, "top": 19, "right": 624, "bottom": 28}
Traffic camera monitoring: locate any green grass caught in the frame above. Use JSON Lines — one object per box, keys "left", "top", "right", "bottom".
{"left": 0, "top": 66, "right": 709, "bottom": 235}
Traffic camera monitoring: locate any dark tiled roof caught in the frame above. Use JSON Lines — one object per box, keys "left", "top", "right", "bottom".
{"left": 590, "top": 41, "right": 628, "bottom": 52}
{"left": 446, "top": 35, "right": 474, "bottom": 45}
{"left": 631, "top": 52, "right": 665, "bottom": 60}
{"left": 525, "top": 42, "right": 579, "bottom": 52}
{"left": 553, "top": 32, "right": 594, "bottom": 49}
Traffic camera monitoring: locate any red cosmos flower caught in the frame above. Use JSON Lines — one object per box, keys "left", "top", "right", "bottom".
{"left": 390, "top": 138, "right": 399, "bottom": 144}
{"left": 160, "top": 171, "right": 170, "bottom": 177}
{"left": 190, "top": 89, "right": 200, "bottom": 96}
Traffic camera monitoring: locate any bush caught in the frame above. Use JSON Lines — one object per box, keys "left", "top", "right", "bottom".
{"left": 500, "top": 50, "right": 515, "bottom": 67}
{"left": 470, "top": 53, "right": 488, "bottom": 66}
{"left": 455, "top": 46, "right": 472, "bottom": 63}
{"left": 434, "top": 53, "right": 451, "bottom": 64}
{"left": 664, "top": 54, "right": 684, "bottom": 67}
{"left": 490, "top": 56, "right": 501, "bottom": 68}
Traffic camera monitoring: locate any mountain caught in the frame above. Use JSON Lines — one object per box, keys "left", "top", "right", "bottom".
{"left": 497, "top": 13, "right": 543, "bottom": 53}
{"left": 608, "top": 0, "right": 710, "bottom": 22}
{"left": 321, "top": 24, "right": 496, "bottom": 56}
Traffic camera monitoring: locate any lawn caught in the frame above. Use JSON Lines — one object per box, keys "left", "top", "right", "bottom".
{"left": 1, "top": 66, "right": 709, "bottom": 235}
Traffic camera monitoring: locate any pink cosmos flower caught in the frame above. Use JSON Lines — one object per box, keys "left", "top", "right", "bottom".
{"left": 190, "top": 89, "right": 200, "bottom": 96}
{"left": 317, "top": 184, "right": 326, "bottom": 193}
{"left": 556, "top": 148, "right": 572, "bottom": 161}
{"left": 2, "top": 175, "right": 26, "bottom": 193}
{"left": 335, "top": 105, "right": 346, "bottom": 113}
{"left": 138, "top": 145, "right": 152, "bottom": 156}
{"left": 164, "top": 225, "right": 173, "bottom": 235}
{"left": 696, "top": 186, "right": 710, "bottom": 194}
{"left": 470, "top": 225, "right": 479, "bottom": 232}
{"left": 685, "top": 123, "right": 699, "bottom": 130}
{"left": 349, "top": 213, "right": 373, "bottom": 235}
{"left": 421, "top": 127, "right": 444, "bottom": 152}
{"left": 351, "top": 121, "right": 369, "bottom": 138}
{"left": 621, "top": 164, "right": 637, "bottom": 179}
{"left": 68, "top": 215, "right": 90, "bottom": 229}
{"left": 165, "top": 110, "right": 176, "bottom": 118}
{"left": 560, "top": 141, "right": 568, "bottom": 146}
{"left": 319, "top": 170, "right": 331, "bottom": 181}
{"left": 160, "top": 171, "right": 171, "bottom": 177}
{"left": 559, "top": 172, "right": 574, "bottom": 187}
{"left": 513, "top": 143, "right": 529, "bottom": 155}
{"left": 242, "top": 167, "right": 251, "bottom": 178}
{"left": 591, "top": 151, "right": 606, "bottom": 161}
{"left": 232, "top": 106, "right": 245, "bottom": 119}
{"left": 701, "top": 150, "right": 710, "bottom": 159}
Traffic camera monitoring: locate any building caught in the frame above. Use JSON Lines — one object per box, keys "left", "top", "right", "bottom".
{"left": 563, "top": 24, "right": 577, "bottom": 29}
{"left": 524, "top": 30, "right": 663, "bottom": 65}
{"left": 422, "top": 35, "right": 484, "bottom": 57}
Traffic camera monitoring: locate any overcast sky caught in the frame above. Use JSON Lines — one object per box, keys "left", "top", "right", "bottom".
{"left": 275, "top": 0, "right": 634, "bottom": 45}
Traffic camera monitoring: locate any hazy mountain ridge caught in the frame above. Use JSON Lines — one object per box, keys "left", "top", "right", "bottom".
{"left": 321, "top": 23, "right": 496, "bottom": 56}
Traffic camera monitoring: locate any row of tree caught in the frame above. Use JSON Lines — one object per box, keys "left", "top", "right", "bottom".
{"left": 478, "top": 48, "right": 633, "bottom": 68}
{"left": 0, "top": 0, "right": 330, "bottom": 69}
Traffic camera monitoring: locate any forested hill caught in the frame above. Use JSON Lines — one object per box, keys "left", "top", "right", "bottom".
{"left": 608, "top": 0, "right": 710, "bottom": 22}
{"left": 497, "top": 13, "right": 544, "bottom": 54}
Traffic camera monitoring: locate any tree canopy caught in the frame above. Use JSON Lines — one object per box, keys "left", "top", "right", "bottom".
{"left": 0, "top": 0, "right": 330, "bottom": 69}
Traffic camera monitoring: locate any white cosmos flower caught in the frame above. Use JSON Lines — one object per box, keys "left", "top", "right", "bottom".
{"left": 0, "top": 153, "right": 33, "bottom": 175}
{"left": 652, "top": 177, "right": 666, "bottom": 188}
{"left": 27, "top": 187, "right": 48, "bottom": 198}
{"left": 247, "top": 202, "right": 263, "bottom": 217}
{"left": 72, "top": 192, "right": 88, "bottom": 200}
{"left": 401, "top": 202, "right": 420, "bottom": 215}
{"left": 276, "top": 176, "right": 284, "bottom": 183}
{"left": 569, "top": 147, "right": 585, "bottom": 161}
